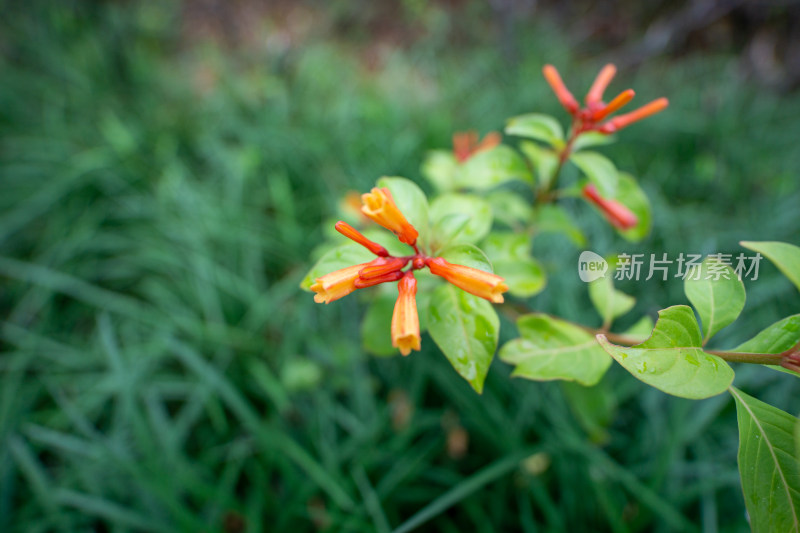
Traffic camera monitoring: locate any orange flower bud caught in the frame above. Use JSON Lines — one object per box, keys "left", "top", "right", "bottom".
{"left": 391, "top": 272, "right": 421, "bottom": 356}
{"left": 311, "top": 262, "right": 371, "bottom": 304}
{"left": 453, "top": 131, "right": 501, "bottom": 163}
{"left": 361, "top": 187, "right": 419, "bottom": 246}
{"left": 427, "top": 257, "right": 508, "bottom": 303}
{"left": 582, "top": 184, "right": 638, "bottom": 230}
{"left": 335, "top": 221, "right": 389, "bottom": 256}
{"left": 453, "top": 131, "right": 478, "bottom": 163}
{"left": 358, "top": 256, "right": 408, "bottom": 280}
{"left": 591, "top": 89, "right": 635, "bottom": 121}
{"left": 543, "top": 64, "right": 579, "bottom": 114}
{"left": 599, "top": 98, "right": 669, "bottom": 133}
{"left": 585, "top": 64, "right": 617, "bottom": 105}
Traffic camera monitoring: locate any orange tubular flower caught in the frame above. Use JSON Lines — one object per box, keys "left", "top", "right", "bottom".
{"left": 543, "top": 65, "right": 579, "bottom": 114}
{"left": 591, "top": 89, "right": 635, "bottom": 121}
{"left": 361, "top": 187, "right": 419, "bottom": 246}
{"left": 585, "top": 64, "right": 617, "bottom": 106}
{"left": 582, "top": 184, "right": 638, "bottom": 230}
{"left": 391, "top": 272, "right": 421, "bottom": 356}
{"left": 335, "top": 221, "right": 389, "bottom": 256}
{"left": 427, "top": 257, "right": 509, "bottom": 304}
{"left": 598, "top": 98, "right": 669, "bottom": 133}
{"left": 453, "top": 130, "right": 501, "bottom": 163}
{"left": 311, "top": 262, "right": 371, "bottom": 304}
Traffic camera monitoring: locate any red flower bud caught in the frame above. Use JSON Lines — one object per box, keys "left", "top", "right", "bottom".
{"left": 582, "top": 184, "right": 638, "bottom": 230}
{"left": 335, "top": 221, "right": 389, "bottom": 256}
{"left": 542, "top": 64, "right": 579, "bottom": 114}
{"left": 599, "top": 98, "right": 669, "bottom": 133}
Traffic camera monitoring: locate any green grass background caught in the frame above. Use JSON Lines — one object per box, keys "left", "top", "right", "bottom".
{"left": 1, "top": 1, "right": 799, "bottom": 531}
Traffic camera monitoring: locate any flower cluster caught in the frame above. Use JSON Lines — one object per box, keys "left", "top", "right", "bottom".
{"left": 542, "top": 64, "right": 668, "bottom": 231}
{"left": 311, "top": 187, "right": 508, "bottom": 356}
{"left": 542, "top": 63, "right": 669, "bottom": 135}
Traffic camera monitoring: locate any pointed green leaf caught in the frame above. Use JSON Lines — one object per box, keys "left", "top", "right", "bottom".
{"left": 505, "top": 113, "right": 565, "bottom": 148}
{"left": 428, "top": 213, "right": 471, "bottom": 252}
{"left": 427, "top": 284, "right": 499, "bottom": 393}
{"left": 614, "top": 173, "right": 652, "bottom": 243}
{"left": 570, "top": 151, "right": 619, "bottom": 197}
{"left": 300, "top": 244, "right": 375, "bottom": 291}
{"left": 597, "top": 305, "right": 734, "bottom": 399}
{"left": 730, "top": 387, "right": 800, "bottom": 533}
{"left": 732, "top": 315, "right": 800, "bottom": 354}
{"left": 731, "top": 315, "right": 800, "bottom": 378}
{"left": 684, "top": 257, "right": 746, "bottom": 343}
{"left": 376, "top": 176, "right": 429, "bottom": 247}
{"left": 499, "top": 314, "right": 612, "bottom": 386}
{"left": 589, "top": 276, "right": 635, "bottom": 327}
{"left": 437, "top": 244, "right": 494, "bottom": 273}
{"left": 741, "top": 241, "right": 800, "bottom": 293}
{"left": 429, "top": 194, "right": 492, "bottom": 248}
{"left": 573, "top": 131, "right": 616, "bottom": 152}
{"left": 421, "top": 150, "right": 459, "bottom": 192}
{"left": 458, "top": 145, "right": 532, "bottom": 190}
{"left": 482, "top": 232, "right": 546, "bottom": 297}
{"left": 519, "top": 141, "right": 558, "bottom": 188}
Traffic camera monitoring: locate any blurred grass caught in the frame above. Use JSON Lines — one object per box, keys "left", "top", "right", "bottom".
{"left": 1, "top": 1, "right": 798, "bottom": 532}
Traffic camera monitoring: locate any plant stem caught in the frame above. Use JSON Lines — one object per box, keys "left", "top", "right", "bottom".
{"left": 600, "top": 330, "right": 787, "bottom": 366}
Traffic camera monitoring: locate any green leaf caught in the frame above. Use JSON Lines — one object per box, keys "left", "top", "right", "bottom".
{"left": 376, "top": 176, "right": 430, "bottom": 247}
{"left": 532, "top": 205, "right": 586, "bottom": 246}
{"left": 505, "top": 113, "right": 565, "bottom": 148}
{"left": 570, "top": 151, "right": 619, "bottom": 197}
{"left": 731, "top": 315, "right": 800, "bottom": 378}
{"left": 732, "top": 315, "right": 800, "bottom": 354}
{"left": 300, "top": 244, "right": 375, "bottom": 290}
{"left": 437, "top": 244, "right": 494, "bottom": 273}
{"left": 429, "top": 194, "right": 492, "bottom": 249}
{"left": 572, "top": 131, "right": 615, "bottom": 152}
{"left": 519, "top": 141, "right": 558, "bottom": 188}
{"left": 730, "top": 387, "right": 800, "bottom": 533}
{"left": 741, "top": 241, "right": 800, "bottom": 293}
{"left": 684, "top": 257, "right": 746, "bottom": 343}
{"left": 486, "top": 190, "right": 534, "bottom": 228}
{"left": 427, "top": 284, "right": 499, "bottom": 393}
{"left": 589, "top": 276, "right": 635, "bottom": 327}
{"left": 361, "top": 293, "right": 398, "bottom": 357}
{"left": 458, "top": 145, "right": 532, "bottom": 190}
{"left": 499, "top": 314, "right": 612, "bottom": 386}
{"left": 614, "top": 173, "right": 652, "bottom": 243}
{"left": 597, "top": 305, "right": 734, "bottom": 399}
{"left": 481, "top": 232, "right": 545, "bottom": 297}
{"left": 428, "top": 213, "right": 471, "bottom": 252}
{"left": 421, "top": 150, "right": 459, "bottom": 192}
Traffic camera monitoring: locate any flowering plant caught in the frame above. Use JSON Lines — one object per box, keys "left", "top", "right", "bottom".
{"left": 302, "top": 64, "right": 800, "bottom": 531}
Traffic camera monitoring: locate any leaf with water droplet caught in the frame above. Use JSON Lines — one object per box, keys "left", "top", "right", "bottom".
{"left": 426, "top": 284, "right": 499, "bottom": 393}
{"left": 597, "top": 305, "right": 734, "bottom": 399}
